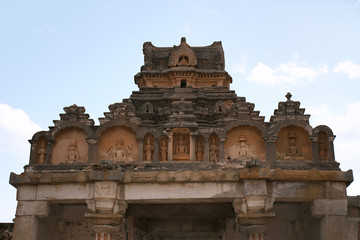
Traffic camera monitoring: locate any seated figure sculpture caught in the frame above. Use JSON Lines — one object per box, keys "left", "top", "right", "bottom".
{"left": 66, "top": 139, "right": 80, "bottom": 163}
{"left": 284, "top": 130, "right": 304, "bottom": 160}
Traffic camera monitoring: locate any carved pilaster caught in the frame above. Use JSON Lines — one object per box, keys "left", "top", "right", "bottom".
{"left": 153, "top": 138, "right": 159, "bottom": 162}
{"left": 87, "top": 138, "right": 99, "bottom": 164}
{"left": 328, "top": 136, "right": 336, "bottom": 162}
{"left": 219, "top": 137, "right": 226, "bottom": 161}
{"left": 46, "top": 139, "right": 55, "bottom": 164}
{"left": 265, "top": 137, "right": 276, "bottom": 162}
{"left": 204, "top": 138, "right": 209, "bottom": 162}
{"left": 190, "top": 133, "right": 196, "bottom": 162}
{"left": 137, "top": 138, "right": 143, "bottom": 162}
{"left": 167, "top": 132, "right": 173, "bottom": 162}
{"left": 310, "top": 136, "right": 319, "bottom": 161}
{"left": 28, "top": 139, "right": 37, "bottom": 164}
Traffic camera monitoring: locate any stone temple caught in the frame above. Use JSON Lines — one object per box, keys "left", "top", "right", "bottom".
{"left": 6, "top": 38, "right": 360, "bottom": 240}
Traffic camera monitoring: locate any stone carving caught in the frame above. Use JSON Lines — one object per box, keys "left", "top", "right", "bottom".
{"left": 66, "top": 139, "right": 80, "bottom": 163}
{"left": 0, "top": 223, "right": 13, "bottom": 240}
{"left": 195, "top": 137, "right": 204, "bottom": 162}
{"left": 228, "top": 133, "right": 255, "bottom": 160}
{"left": 160, "top": 137, "right": 168, "bottom": 161}
{"left": 175, "top": 135, "right": 188, "bottom": 154}
{"left": 37, "top": 140, "right": 46, "bottom": 164}
{"left": 318, "top": 132, "right": 328, "bottom": 161}
{"left": 107, "top": 138, "right": 134, "bottom": 161}
{"left": 144, "top": 136, "right": 154, "bottom": 161}
{"left": 168, "top": 37, "right": 197, "bottom": 67}
{"left": 95, "top": 182, "right": 117, "bottom": 198}
{"left": 284, "top": 130, "right": 304, "bottom": 160}
{"left": 143, "top": 102, "right": 154, "bottom": 113}
{"left": 209, "top": 136, "right": 219, "bottom": 162}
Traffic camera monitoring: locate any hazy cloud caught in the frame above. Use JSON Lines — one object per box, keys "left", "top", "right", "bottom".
{"left": 245, "top": 61, "right": 327, "bottom": 86}
{"left": 0, "top": 103, "right": 42, "bottom": 160}
{"left": 334, "top": 60, "right": 360, "bottom": 79}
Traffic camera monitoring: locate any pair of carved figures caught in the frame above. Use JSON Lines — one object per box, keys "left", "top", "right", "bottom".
{"left": 37, "top": 139, "right": 81, "bottom": 164}
{"left": 107, "top": 138, "right": 134, "bottom": 161}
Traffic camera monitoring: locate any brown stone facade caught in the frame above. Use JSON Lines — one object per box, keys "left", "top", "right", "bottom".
{"left": 8, "top": 38, "right": 359, "bottom": 240}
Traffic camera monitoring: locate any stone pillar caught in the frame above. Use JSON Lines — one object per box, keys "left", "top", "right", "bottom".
{"left": 328, "top": 136, "right": 335, "bottom": 161}
{"left": 87, "top": 138, "right": 99, "bottom": 164}
{"left": 265, "top": 137, "right": 276, "bottom": 162}
{"left": 204, "top": 138, "right": 209, "bottom": 162}
{"left": 137, "top": 138, "right": 143, "bottom": 162}
{"left": 219, "top": 137, "right": 226, "bottom": 161}
{"left": 86, "top": 181, "right": 128, "bottom": 240}
{"left": 12, "top": 200, "right": 49, "bottom": 240}
{"left": 310, "top": 136, "right": 319, "bottom": 161}
{"left": 312, "top": 199, "right": 348, "bottom": 240}
{"left": 46, "top": 139, "right": 55, "bottom": 164}
{"left": 153, "top": 138, "right": 159, "bottom": 162}
{"left": 28, "top": 140, "right": 37, "bottom": 164}
{"left": 190, "top": 133, "right": 196, "bottom": 162}
{"left": 168, "top": 132, "right": 173, "bottom": 162}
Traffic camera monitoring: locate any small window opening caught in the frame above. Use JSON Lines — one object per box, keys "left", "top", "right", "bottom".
{"left": 181, "top": 79, "right": 187, "bottom": 88}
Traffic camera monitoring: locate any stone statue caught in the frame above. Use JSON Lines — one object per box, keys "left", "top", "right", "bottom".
{"left": 66, "top": 139, "right": 80, "bottom": 163}
{"left": 228, "top": 133, "right": 255, "bottom": 159}
{"left": 237, "top": 134, "right": 249, "bottom": 157}
{"left": 196, "top": 139, "right": 204, "bottom": 161}
{"left": 160, "top": 139, "right": 167, "bottom": 161}
{"left": 107, "top": 138, "right": 134, "bottom": 161}
{"left": 37, "top": 140, "right": 46, "bottom": 164}
{"left": 144, "top": 137, "right": 153, "bottom": 161}
{"left": 284, "top": 130, "right": 304, "bottom": 160}
{"left": 209, "top": 137, "right": 219, "bottom": 162}
{"left": 175, "top": 135, "right": 188, "bottom": 154}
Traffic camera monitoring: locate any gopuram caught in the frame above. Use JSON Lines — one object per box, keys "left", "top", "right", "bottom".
{"left": 8, "top": 38, "right": 360, "bottom": 240}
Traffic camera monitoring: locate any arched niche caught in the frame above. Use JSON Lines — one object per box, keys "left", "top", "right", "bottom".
{"left": 52, "top": 127, "right": 88, "bottom": 165}
{"left": 224, "top": 125, "right": 265, "bottom": 160}
{"left": 318, "top": 131, "right": 329, "bottom": 161}
{"left": 195, "top": 136, "right": 204, "bottom": 162}
{"left": 36, "top": 136, "right": 47, "bottom": 164}
{"left": 159, "top": 136, "right": 168, "bottom": 162}
{"left": 276, "top": 125, "right": 312, "bottom": 161}
{"left": 98, "top": 126, "right": 138, "bottom": 162}
{"left": 209, "top": 134, "right": 219, "bottom": 162}
{"left": 172, "top": 128, "right": 190, "bottom": 161}
{"left": 143, "top": 133, "right": 154, "bottom": 161}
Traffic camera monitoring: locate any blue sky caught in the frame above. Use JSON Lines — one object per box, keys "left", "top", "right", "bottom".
{"left": 1, "top": 1, "right": 360, "bottom": 221}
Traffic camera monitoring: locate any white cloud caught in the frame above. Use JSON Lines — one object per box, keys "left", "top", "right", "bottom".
{"left": 246, "top": 61, "right": 327, "bottom": 86}
{"left": 334, "top": 60, "right": 360, "bottom": 79}
{"left": 0, "top": 103, "right": 42, "bottom": 160}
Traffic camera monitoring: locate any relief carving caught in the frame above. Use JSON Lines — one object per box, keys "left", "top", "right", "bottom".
{"left": 318, "top": 132, "right": 328, "bottom": 161}
{"left": 173, "top": 132, "right": 190, "bottom": 161}
{"left": 195, "top": 137, "right": 204, "bottom": 162}
{"left": 228, "top": 133, "right": 255, "bottom": 160}
{"left": 209, "top": 135, "right": 219, "bottom": 162}
{"left": 144, "top": 136, "right": 154, "bottom": 161}
{"left": 175, "top": 135, "right": 188, "bottom": 154}
{"left": 37, "top": 140, "right": 46, "bottom": 164}
{"left": 284, "top": 130, "right": 304, "bottom": 160}
{"left": 66, "top": 139, "right": 80, "bottom": 163}
{"left": 107, "top": 138, "right": 135, "bottom": 161}
{"left": 159, "top": 137, "right": 168, "bottom": 161}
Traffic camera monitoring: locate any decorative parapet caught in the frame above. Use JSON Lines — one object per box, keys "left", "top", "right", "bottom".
{"left": 53, "top": 104, "right": 94, "bottom": 127}
{"left": 99, "top": 100, "right": 139, "bottom": 125}
{"left": 270, "top": 92, "right": 310, "bottom": 123}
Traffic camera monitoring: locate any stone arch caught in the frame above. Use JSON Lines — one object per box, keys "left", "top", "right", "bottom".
{"left": 275, "top": 125, "right": 312, "bottom": 161}
{"left": 98, "top": 125, "right": 138, "bottom": 162}
{"left": 142, "top": 102, "right": 154, "bottom": 114}
{"left": 159, "top": 135, "right": 168, "bottom": 162}
{"left": 168, "top": 38, "right": 197, "bottom": 67}
{"left": 270, "top": 120, "right": 313, "bottom": 137}
{"left": 143, "top": 133, "right": 154, "bottom": 161}
{"left": 95, "top": 119, "right": 140, "bottom": 139}
{"left": 52, "top": 127, "right": 89, "bottom": 165}
{"left": 224, "top": 125, "right": 266, "bottom": 161}
{"left": 209, "top": 133, "right": 220, "bottom": 162}
{"left": 222, "top": 121, "right": 268, "bottom": 139}
{"left": 51, "top": 121, "right": 94, "bottom": 139}
{"left": 214, "top": 101, "right": 226, "bottom": 113}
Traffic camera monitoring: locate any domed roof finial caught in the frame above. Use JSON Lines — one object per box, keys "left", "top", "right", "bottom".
{"left": 286, "top": 92, "right": 292, "bottom": 101}
{"left": 181, "top": 37, "right": 186, "bottom": 44}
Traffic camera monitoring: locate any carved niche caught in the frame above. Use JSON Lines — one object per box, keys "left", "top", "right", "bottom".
{"left": 318, "top": 131, "right": 328, "bottom": 161}
{"left": 172, "top": 129, "right": 190, "bottom": 161}
{"left": 36, "top": 137, "right": 47, "bottom": 164}
{"left": 209, "top": 134, "right": 219, "bottom": 162}
{"left": 143, "top": 134, "right": 154, "bottom": 161}
{"left": 98, "top": 126, "right": 138, "bottom": 162}
{"left": 276, "top": 125, "right": 312, "bottom": 161}
{"left": 52, "top": 127, "right": 88, "bottom": 164}
{"left": 159, "top": 136, "right": 168, "bottom": 161}
{"left": 195, "top": 136, "right": 204, "bottom": 162}
{"left": 224, "top": 126, "right": 265, "bottom": 160}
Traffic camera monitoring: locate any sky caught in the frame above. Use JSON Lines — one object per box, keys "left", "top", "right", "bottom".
{"left": 1, "top": 0, "right": 360, "bottom": 222}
